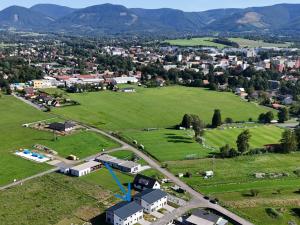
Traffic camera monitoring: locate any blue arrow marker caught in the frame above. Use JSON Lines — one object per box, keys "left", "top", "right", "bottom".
{"left": 104, "top": 163, "right": 131, "bottom": 202}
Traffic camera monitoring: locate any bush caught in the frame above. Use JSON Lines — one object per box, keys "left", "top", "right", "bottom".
{"left": 294, "top": 168, "right": 300, "bottom": 177}
{"left": 250, "top": 189, "right": 259, "bottom": 197}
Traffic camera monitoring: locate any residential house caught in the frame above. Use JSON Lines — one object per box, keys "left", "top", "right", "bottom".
{"left": 235, "top": 88, "right": 248, "bottom": 98}
{"left": 48, "top": 121, "right": 76, "bottom": 132}
{"left": 106, "top": 201, "right": 143, "bottom": 225}
{"left": 133, "top": 189, "right": 168, "bottom": 213}
{"left": 133, "top": 174, "right": 161, "bottom": 191}
{"left": 184, "top": 209, "right": 228, "bottom": 225}
{"left": 69, "top": 161, "right": 101, "bottom": 177}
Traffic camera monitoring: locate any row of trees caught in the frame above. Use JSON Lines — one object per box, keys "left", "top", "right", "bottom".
{"left": 181, "top": 109, "right": 222, "bottom": 132}
{"left": 220, "top": 127, "right": 300, "bottom": 158}
{"left": 258, "top": 108, "right": 289, "bottom": 124}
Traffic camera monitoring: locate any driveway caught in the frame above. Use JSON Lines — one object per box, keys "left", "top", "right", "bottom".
{"left": 165, "top": 205, "right": 175, "bottom": 212}
{"left": 151, "top": 211, "right": 164, "bottom": 219}
{"left": 139, "top": 219, "right": 151, "bottom": 225}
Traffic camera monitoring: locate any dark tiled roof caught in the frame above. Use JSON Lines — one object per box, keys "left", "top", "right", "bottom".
{"left": 107, "top": 201, "right": 143, "bottom": 220}
{"left": 134, "top": 189, "right": 167, "bottom": 204}
{"left": 192, "top": 209, "right": 220, "bottom": 223}
{"left": 133, "top": 174, "right": 159, "bottom": 189}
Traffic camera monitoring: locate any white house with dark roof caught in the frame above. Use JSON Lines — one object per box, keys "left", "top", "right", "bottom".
{"left": 133, "top": 189, "right": 168, "bottom": 213}
{"left": 133, "top": 174, "right": 161, "bottom": 191}
{"left": 106, "top": 201, "right": 143, "bottom": 225}
{"left": 185, "top": 209, "right": 228, "bottom": 225}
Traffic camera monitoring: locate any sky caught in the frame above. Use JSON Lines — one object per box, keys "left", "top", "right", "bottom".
{"left": 1, "top": 0, "right": 300, "bottom": 11}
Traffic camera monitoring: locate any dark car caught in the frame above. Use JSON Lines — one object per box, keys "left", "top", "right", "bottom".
{"left": 204, "top": 196, "right": 210, "bottom": 200}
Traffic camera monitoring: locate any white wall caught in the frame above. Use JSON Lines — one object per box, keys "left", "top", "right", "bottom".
{"left": 113, "top": 210, "right": 143, "bottom": 225}
{"left": 141, "top": 196, "right": 168, "bottom": 213}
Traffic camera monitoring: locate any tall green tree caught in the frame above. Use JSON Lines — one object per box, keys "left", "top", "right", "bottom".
{"left": 295, "top": 127, "right": 300, "bottom": 149}
{"left": 278, "top": 108, "right": 289, "bottom": 123}
{"left": 236, "top": 129, "right": 251, "bottom": 153}
{"left": 281, "top": 129, "right": 297, "bottom": 153}
{"left": 212, "top": 109, "right": 222, "bottom": 128}
{"left": 192, "top": 118, "right": 205, "bottom": 139}
{"left": 181, "top": 114, "right": 193, "bottom": 129}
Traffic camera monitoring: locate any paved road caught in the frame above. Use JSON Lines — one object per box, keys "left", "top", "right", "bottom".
{"left": 83, "top": 125, "right": 253, "bottom": 225}
{"left": 0, "top": 168, "right": 59, "bottom": 191}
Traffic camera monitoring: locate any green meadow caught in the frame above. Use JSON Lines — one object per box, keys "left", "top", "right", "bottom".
{"left": 228, "top": 38, "right": 291, "bottom": 48}
{"left": 39, "top": 130, "right": 120, "bottom": 158}
{"left": 53, "top": 86, "right": 272, "bottom": 131}
{"left": 121, "top": 125, "right": 283, "bottom": 161}
{"left": 0, "top": 96, "right": 53, "bottom": 186}
{"left": 167, "top": 153, "right": 300, "bottom": 225}
{"left": 0, "top": 173, "right": 116, "bottom": 225}
{"left": 165, "top": 37, "right": 229, "bottom": 48}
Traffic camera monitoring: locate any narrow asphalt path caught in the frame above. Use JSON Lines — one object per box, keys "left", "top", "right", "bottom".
{"left": 0, "top": 168, "right": 59, "bottom": 191}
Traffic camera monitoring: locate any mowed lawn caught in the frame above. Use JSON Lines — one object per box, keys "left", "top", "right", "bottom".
{"left": 0, "top": 96, "right": 54, "bottom": 186}
{"left": 53, "top": 86, "right": 272, "bottom": 131}
{"left": 165, "top": 37, "right": 229, "bottom": 48}
{"left": 205, "top": 125, "right": 283, "bottom": 149}
{"left": 228, "top": 38, "right": 291, "bottom": 48}
{"left": 39, "top": 131, "right": 120, "bottom": 158}
{"left": 122, "top": 125, "right": 282, "bottom": 161}
{"left": 0, "top": 173, "right": 116, "bottom": 225}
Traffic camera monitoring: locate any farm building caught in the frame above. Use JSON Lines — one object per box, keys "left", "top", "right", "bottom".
{"left": 48, "top": 121, "right": 76, "bottom": 132}
{"left": 133, "top": 174, "right": 161, "bottom": 191}
{"left": 133, "top": 189, "right": 168, "bottom": 213}
{"left": 69, "top": 161, "right": 101, "bottom": 177}
{"left": 96, "top": 154, "right": 141, "bottom": 174}
{"left": 106, "top": 201, "right": 143, "bottom": 225}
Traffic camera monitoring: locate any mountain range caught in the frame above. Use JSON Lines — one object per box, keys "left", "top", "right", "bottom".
{"left": 0, "top": 3, "right": 299, "bottom": 35}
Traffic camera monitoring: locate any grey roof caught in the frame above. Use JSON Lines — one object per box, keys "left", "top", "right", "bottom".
{"left": 119, "top": 161, "right": 140, "bottom": 169}
{"left": 107, "top": 201, "right": 143, "bottom": 220}
{"left": 191, "top": 209, "right": 221, "bottom": 223}
{"left": 96, "top": 154, "right": 116, "bottom": 162}
{"left": 134, "top": 189, "right": 167, "bottom": 204}
{"left": 70, "top": 161, "right": 100, "bottom": 171}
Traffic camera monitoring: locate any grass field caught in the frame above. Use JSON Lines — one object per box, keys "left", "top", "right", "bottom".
{"left": 165, "top": 37, "right": 229, "bottom": 48}
{"left": 81, "top": 168, "right": 134, "bottom": 193}
{"left": 229, "top": 38, "right": 291, "bottom": 48}
{"left": 167, "top": 153, "right": 300, "bottom": 224}
{"left": 53, "top": 86, "right": 272, "bottom": 131}
{"left": 0, "top": 173, "right": 117, "bottom": 225}
{"left": 121, "top": 125, "right": 283, "bottom": 161}
{"left": 39, "top": 130, "right": 120, "bottom": 158}
{"left": 0, "top": 96, "right": 54, "bottom": 186}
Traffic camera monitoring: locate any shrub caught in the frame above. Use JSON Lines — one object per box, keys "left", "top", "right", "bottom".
{"left": 294, "top": 168, "right": 300, "bottom": 177}
{"left": 250, "top": 189, "right": 259, "bottom": 197}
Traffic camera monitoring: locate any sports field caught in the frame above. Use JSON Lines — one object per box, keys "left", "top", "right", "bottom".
{"left": 53, "top": 86, "right": 272, "bottom": 131}
{"left": 0, "top": 96, "right": 53, "bottom": 186}
{"left": 122, "top": 125, "right": 283, "bottom": 161}
{"left": 229, "top": 38, "right": 291, "bottom": 48}
{"left": 165, "top": 37, "right": 229, "bottom": 48}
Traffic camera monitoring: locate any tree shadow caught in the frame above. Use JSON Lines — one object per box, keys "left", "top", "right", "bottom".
{"left": 166, "top": 135, "right": 193, "bottom": 143}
